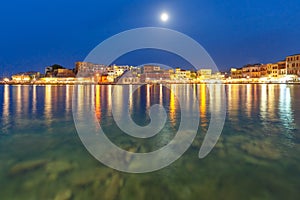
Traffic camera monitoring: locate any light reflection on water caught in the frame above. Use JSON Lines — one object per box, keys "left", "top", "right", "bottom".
{"left": 279, "top": 85, "right": 293, "bottom": 130}
{"left": 0, "top": 84, "right": 299, "bottom": 200}
{"left": 260, "top": 84, "right": 267, "bottom": 120}
{"left": 44, "top": 85, "right": 52, "bottom": 126}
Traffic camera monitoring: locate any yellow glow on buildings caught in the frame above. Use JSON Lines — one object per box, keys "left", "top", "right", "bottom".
{"left": 12, "top": 74, "right": 31, "bottom": 82}
{"left": 39, "top": 77, "right": 76, "bottom": 84}
{"left": 286, "top": 54, "right": 300, "bottom": 76}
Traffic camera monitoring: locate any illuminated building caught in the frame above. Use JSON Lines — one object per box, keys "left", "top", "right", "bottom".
{"left": 96, "top": 74, "right": 109, "bottom": 84}
{"left": 230, "top": 68, "right": 243, "bottom": 79}
{"left": 3, "top": 78, "right": 10, "bottom": 82}
{"left": 249, "top": 64, "right": 261, "bottom": 78}
{"left": 210, "top": 72, "right": 225, "bottom": 80}
{"left": 140, "top": 71, "right": 170, "bottom": 83}
{"left": 106, "top": 65, "right": 130, "bottom": 82}
{"left": 270, "top": 63, "right": 278, "bottom": 78}
{"left": 277, "top": 61, "right": 287, "bottom": 77}
{"left": 242, "top": 64, "right": 261, "bottom": 78}
{"left": 11, "top": 72, "right": 40, "bottom": 83}
{"left": 12, "top": 74, "right": 31, "bottom": 82}
{"left": 140, "top": 65, "right": 171, "bottom": 83}
{"left": 260, "top": 64, "right": 268, "bottom": 78}
{"left": 231, "top": 64, "right": 261, "bottom": 80}
{"left": 38, "top": 77, "right": 76, "bottom": 84}
{"left": 286, "top": 54, "right": 300, "bottom": 76}
{"left": 174, "top": 68, "right": 191, "bottom": 80}
{"left": 141, "top": 65, "right": 161, "bottom": 73}
{"left": 116, "top": 71, "right": 140, "bottom": 84}
{"left": 75, "top": 62, "right": 106, "bottom": 77}
{"left": 197, "top": 69, "right": 212, "bottom": 80}
{"left": 56, "top": 69, "right": 75, "bottom": 77}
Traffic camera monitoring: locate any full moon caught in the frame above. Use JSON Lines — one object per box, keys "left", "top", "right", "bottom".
{"left": 160, "top": 13, "right": 169, "bottom": 22}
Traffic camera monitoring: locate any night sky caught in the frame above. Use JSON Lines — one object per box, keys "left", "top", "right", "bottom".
{"left": 1, "top": 0, "right": 300, "bottom": 75}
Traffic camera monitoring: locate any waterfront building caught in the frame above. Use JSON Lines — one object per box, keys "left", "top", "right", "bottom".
{"left": 38, "top": 77, "right": 76, "bottom": 84}
{"left": 211, "top": 72, "right": 225, "bottom": 80}
{"left": 277, "top": 61, "right": 287, "bottom": 77}
{"left": 2, "top": 77, "right": 10, "bottom": 82}
{"left": 242, "top": 65, "right": 250, "bottom": 78}
{"left": 130, "top": 67, "right": 141, "bottom": 77}
{"left": 260, "top": 64, "right": 268, "bottom": 78}
{"left": 140, "top": 65, "right": 171, "bottom": 83}
{"left": 106, "top": 65, "right": 130, "bottom": 82}
{"left": 286, "top": 54, "right": 300, "bottom": 76}
{"left": 265, "top": 63, "right": 273, "bottom": 78}
{"left": 116, "top": 71, "right": 140, "bottom": 84}
{"left": 11, "top": 72, "right": 40, "bottom": 83}
{"left": 230, "top": 68, "right": 243, "bottom": 79}
{"left": 173, "top": 68, "right": 191, "bottom": 81}
{"left": 270, "top": 63, "right": 279, "bottom": 78}
{"left": 95, "top": 74, "right": 109, "bottom": 84}
{"left": 11, "top": 74, "right": 31, "bottom": 82}
{"left": 249, "top": 64, "right": 261, "bottom": 78}
{"left": 169, "top": 69, "right": 175, "bottom": 80}
{"left": 197, "top": 69, "right": 212, "bottom": 80}
{"left": 190, "top": 71, "right": 197, "bottom": 80}
{"left": 242, "top": 64, "right": 261, "bottom": 79}
{"left": 140, "top": 71, "right": 170, "bottom": 83}
{"left": 56, "top": 69, "right": 75, "bottom": 77}
{"left": 141, "top": 65, "right": 161, "bottom": 73}
{"left": 75, "top": 62, "right": 106, "bottom": 76}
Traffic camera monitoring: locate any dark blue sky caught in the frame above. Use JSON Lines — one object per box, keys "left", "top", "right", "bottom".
{"left": 1, "top": 0, "right": 300, "bottom": 75}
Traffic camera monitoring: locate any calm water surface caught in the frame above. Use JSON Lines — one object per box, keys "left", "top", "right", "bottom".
{"left": 0, "top": 84, "right": 300, "bottom": 200}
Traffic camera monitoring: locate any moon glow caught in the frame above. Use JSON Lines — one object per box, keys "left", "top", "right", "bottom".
{"left": 160, "top": 13, "right": 169, "bottom": 22}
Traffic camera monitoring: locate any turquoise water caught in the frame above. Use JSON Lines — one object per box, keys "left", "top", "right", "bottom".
{"left": 0, "top": 84, "right": 299, "bottom": 200}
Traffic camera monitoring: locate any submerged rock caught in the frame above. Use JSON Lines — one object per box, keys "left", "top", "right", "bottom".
{"left": 104, "top": 174, "right": 122, "bottom": 200}
{"left": 71, "top": 168, "right": 112, "bottom": 188}
{"left": 23, "top": 173, "right": 47, "bottom": 189}
{"left": 54, "top": 189, "right": 72, "bottom": 200}
{"left": 72, "top": 174, "right": 95, "bottom": 187}
{"left": 46, "top": 161, "right": 73, "bottom": 175}
{"left": 9, "top": 159, "right": 47, "bottom": 175}
{"left": 241, "top": 140, "right": 281, "bottom": 160}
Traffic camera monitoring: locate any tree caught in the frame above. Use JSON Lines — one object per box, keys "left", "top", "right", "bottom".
{"left": 50, "top": 64, "right": 65, "bottom": 70}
